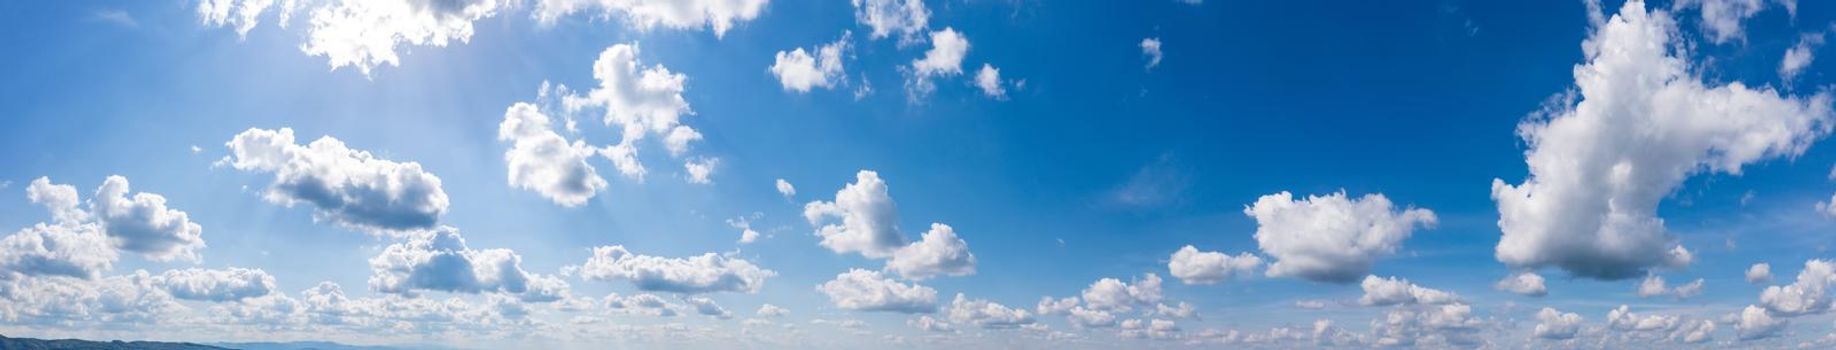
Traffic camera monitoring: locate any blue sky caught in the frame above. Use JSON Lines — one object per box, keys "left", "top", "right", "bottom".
{"left": 3, "top": 0, "right": 1836, "bottom": 348}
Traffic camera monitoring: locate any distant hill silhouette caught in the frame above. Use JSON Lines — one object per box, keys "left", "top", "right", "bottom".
{"left": 0, "top": 334, "right": 228, "bottom": 350}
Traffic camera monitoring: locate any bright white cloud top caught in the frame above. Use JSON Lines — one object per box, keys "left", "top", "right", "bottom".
{"left": 223, "top": 128, "right": 451, "bottom": 234}
{"left": 1491, "top": 1, "right": 1833, "bottom": 280}
{"left": 1248, "top": 191, "right": 1436, "bottom": 283}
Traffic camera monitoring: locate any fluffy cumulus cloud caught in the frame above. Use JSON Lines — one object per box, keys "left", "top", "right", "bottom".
{"left": 89, "top": 176, "right": 207, "bottom": 262}
{"left": 946, "top": 294, "right": 1035, "bottom": 329}
{"left": 0, "top": 270, "right": 182, "bottom": 324}
{"left": 1359, "top": 275, "right": 1458, "bottom": 306}
{"left": 580, "top": 245, "right": 774, "bottom": 294}
{"left": 224, "top": 128, "right": 449, "bottom": 234}
{"left": 1736, "top": 304, "right": 1785, "bottom": 340}
{"left": 1081, "top": 274, "right": 1163, "bottom": 312}
{"left": 1758, "top": 259, "right": 1836, "bottom": 316}
{"left": 885, "top": 223, "right": 976, "bottom": 280}
{"left": 756, "top": 303, "right": 788, "bottom": 317}
{"left": 852, "top": 0, "right": 928, "bottom": 42}
{"left": 532, "top": 0, "right": 769, "bottom": 37}
{"left": 804, "top": 170, "right": 905, "bottom": 258}
{"left": 1748, "top": 263, "right": 1773, "bottom": 284}
{"left": 153, "top": 267, "right": 276, "bottom": 302}
{"left": 1166, "top": 245, "right": 1262, "bottom": 285}
{"left": 1492, "top": 1, "right": 1832, "bottom": 280}
{"left": 1494, "top": 271, "right": 1548, "bottom": 296}
{"left": 1370, "top": 303, "right": 1483, "bottom": 346}
{"left": 770, "top": 32, "right": 852, "bottom": 93}
{"left": 974, "top": 64, "right": 1006, "bottom": 99}
{"left": 1140, "top": 37, "right": 1163, "bottom": 70}
{"left": 3, "top": 176, "right": 206, "bottom": 273}
{"left": 817, "top": 269, "right": 938, "bottom": 314}
{"left": 198, "top": 0, "right": 769, "bottom": 74}
{"left": 804, "top": 170, "right": 980, "bottom": 281}
{"left": 684, "top": 157, "right": 719, "bottom": 184}
{"left": 1533, "top": 307, "right": 1584, "bottom": 339}
{"left": 499, "top": 102, "right": 609, "bottom": 207}
{"left": 367, "top": 227, "right": 558, "bottom": 299}
{"left": 1637, "top": 275, "right": 1705, "bottom": 299}
{"left": 559, "top": 43, "right": 703, "bottom": 180}
{"left": 197, "top": 0, "right": 512, "bottom": 75}
{"left": 1248, "top": 191, "right": 1437, "bottom": 283}
{"left": 1603, "top": 304, "right": 1716, "bottom": 343}
{"left": 684, "top": 296, "right": 731, "bottom": 319}
{"left": 905, "top": 27, "right": 970, "bottom": 101}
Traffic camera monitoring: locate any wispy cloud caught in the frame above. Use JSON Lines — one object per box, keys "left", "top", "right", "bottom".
{"left": 91, "top": 9, "right": 137, "bottom": 28}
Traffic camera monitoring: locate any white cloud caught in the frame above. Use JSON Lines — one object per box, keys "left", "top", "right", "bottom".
{"left": 197, "top": 0, "right": 511, "bottom": 75}
{"left": 1605, "top": 305, "right": 1681, "bottom": 333}
{"left": 1066, "top": 306, "right": 1118, "bottom": 328}
{"left": 1493, "top": 1, "right": 1832, "bottom": 280}
{"left": 1748, "top": 263, "right": 1772, "bottom": 284}
{"left": 1636, "top": 275, "right": 1704, "bottom": 299}
{"left": 684, "top": 296, "right": 731, "bottom": 319}
{"left": 1494, "top": 271, "right": 1547, "bottom": 297}
{"left": 1372, "top": 303, "right": 1482, "bottom": 346}
{"left": 154, "top": 267, "right": 276, "bottom": 302}
{"left": 974, "top": 64, "right": 1006, "bottom": 99}
{"left": 1637, "top": 275, "right": 1669, "bottom": 297}
{"left": 1781, "top": 33, "right": 1824, "bottom": 80}
{"left": 729, "top": 214, "right": 762, "bottom": 244}
{"left": 1167, "top": 245, "right": 1262, "bottom": 285}
{"left": 1758, "top": 259, "right": 1836, "bottom": 316}
{"left": 368, "top": 227, "right": 548, "bottom": 297}
{"left": 852, "top": 0, "right": 928, "bottom": 42}
{"left": 770, "top": 32, "right": 852, "bottom": 93}
{"left": 90, "top": 176, "right": 206, "bottom": 262}
{"left": 0, "top": 270, "right": 182, "bottom": 324}
{"left": 684, "top": 157, "right": 719, "bottom": 184}
{"left": 816, "top": 269, "right": 937, "bottom": 313}
{"left": 579, "top": 245, "right": 775, "bottom": 294}
{"left": 804, "top": 170, "right": 905, "bottom": 258}
{"left": 1249, "top": 191, "right": 1436, "bottom": 283}
{"left": 905, "top": 27, "right": 970, "bottom": 101}
{"left": 1533, "top": 307, "right": 1584, "bottom": 339}
{"left": 1670, "top": 0, "right": 1774, "bottom": 44}
{"left": 946, "top": 293, "right": 1035, "bottom": 329}
{"left": 1035, "top": 296, "right": 1078, "bottom": 315}
{"left": 1155, "top": 302, "right": 1198, "bottom": 319}
{"left": 1294, "top": 300, "right": 1328, "bottom": 309}
{"left": 1140, "top": 37, "right": 1163, "bottom": 70}
{"left": 1119, "top": 318, "right": 1182, "bottom": 339}
{"left": 774, "top": 178, "right": 795, "bottom": 198}
{"left": 300, "top": 0, "right": 509, "bottom": 75}
{"left": 533, "top": 0, "right": 769, "bottom": 37}
{"left": 499, "top": 102, "right": 609, "bottom": 207}
{"left": 910, "top": 315, "right": 954, "bottom": 332}
{"left": 756, "top": 303, "right": 788, "bottom": 317}
{"left": 196, "top": 0, "right": 277, "bottom": 37}
{"left": 1359, "top": 275, "right": 1458, "bottom": 306}
{"left": 1674, "top": 278, "right": 1704, "bottom": 299}
{"left": 1080, "top": 274, "right": 1163, "bottom": 312}
{"left": 12, "top": 176, "right": 207, "bottom": 267}
{"left": 0, "top": 223, "right": 115, "bottom": 280}
{"left": 885, "top": 223, "right": 977, "bottom": 280}
{"left": 224, "top": 128, "right": 450, "bottom": 234}
{"left": 1736, "top": 304, "right": 1785, "bottom": 340}
{"left": 559, "top": 43, "right": 703, "bottom": 180}
{"left": 602, "top": 292, "right": 681, "bottom": 317}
